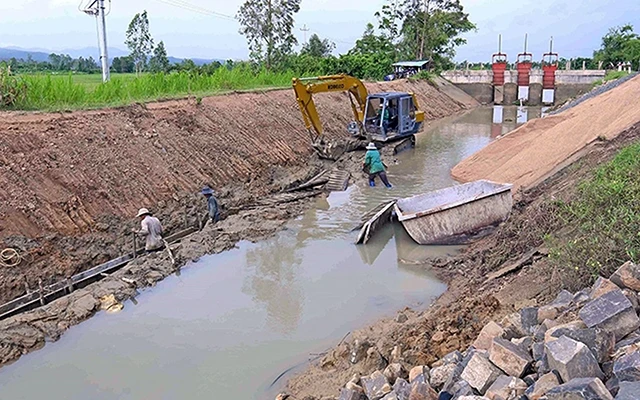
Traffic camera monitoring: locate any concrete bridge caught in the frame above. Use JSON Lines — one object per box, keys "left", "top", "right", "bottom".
{"left": 440, "top": 70, "right": 605, "bottom": 105}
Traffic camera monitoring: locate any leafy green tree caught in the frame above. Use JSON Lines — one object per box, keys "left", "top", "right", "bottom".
{"left": 200, "top": 61, "right": 223, "bottom": 75}
{"left": 237, "top": 0, "right": 301, "bottom": 70}
{"left": 345, "top": 23, "right": 395, "bottom": 79}
{"left": 125, "top": 10, "right": 154, "bottom": 74}
{"left": 624, "top": 39, "right": 640, "bottom": 70}
{"left": 571, "top": 57, "right": 597, "bottom": 70}
{"left": 594, "top": 25, "right": 638, "bottom": 68}
{"left": 349, "top": 23, "right": 395, "bottom": 57}
{"left": 149, "top": 41, "right": 170, "bottom": 73}
{"left": 301, "top": 34, "right": 335, "bottom": 58}
{"left": 111, "top": 56, "right": 135, "bottom": 73}
{"left": 376, "top": 0, "right": 474, "bottom": 69}
{"left": 177, "top": 59, "right": 197, "bottom": 72}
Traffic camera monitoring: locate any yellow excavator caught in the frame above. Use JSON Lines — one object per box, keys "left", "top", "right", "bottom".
{"left": 292, "top": 74, "right": 425, "bottom": 159}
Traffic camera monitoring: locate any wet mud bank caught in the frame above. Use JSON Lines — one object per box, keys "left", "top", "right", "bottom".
{"left": 0, "top": 79, "right": 471, "bottom": 306}
{"left": 284, "top": 122, "right": 640, "bottom": 399}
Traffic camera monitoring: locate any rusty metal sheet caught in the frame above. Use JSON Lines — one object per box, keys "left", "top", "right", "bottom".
{"left": 395, "top": 180, "right": 513, "bottom": 245}
{"left": 355, "top": 200, "right": 396, "bottom": 244}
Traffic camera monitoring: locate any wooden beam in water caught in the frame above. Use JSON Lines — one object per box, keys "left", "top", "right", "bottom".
{"left": 0, "top": 226, "right": 200, "bottom": 321}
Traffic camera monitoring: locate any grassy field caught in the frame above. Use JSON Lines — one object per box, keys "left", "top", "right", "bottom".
{"left": 58, "top": 73, "right": 139, "bottom": 91}
{"left": 2, "top": 68, "right": 298, "bottom": 111}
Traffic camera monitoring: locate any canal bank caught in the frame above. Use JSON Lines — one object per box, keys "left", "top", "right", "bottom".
{"left": 285, "top": 75, "right": 640, "bottom": 399}
{"left": 0, "top": 106, "right": 539, "bottom": 399}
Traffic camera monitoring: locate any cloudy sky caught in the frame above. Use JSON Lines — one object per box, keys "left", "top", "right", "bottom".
{"left": 0, "top": 0, "right": 639, "bottom": 62}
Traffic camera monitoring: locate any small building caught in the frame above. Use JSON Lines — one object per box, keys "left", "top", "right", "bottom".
{"left": 390, "top": 60, "right": 431, "bottom": 79}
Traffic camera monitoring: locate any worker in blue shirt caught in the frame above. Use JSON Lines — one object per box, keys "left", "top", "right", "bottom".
{"left": 201, "top": 186, "right": 220, "bottom": 227}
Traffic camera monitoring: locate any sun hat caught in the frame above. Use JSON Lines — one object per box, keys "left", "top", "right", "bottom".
{"left": 366, "top": 142, "right": 377, "bottom": 150}
{"left": 201, "top": 186, "right": 214, "bottom": 195}
{"left": 136, "top": 208, "right": 151, "bottom": 218}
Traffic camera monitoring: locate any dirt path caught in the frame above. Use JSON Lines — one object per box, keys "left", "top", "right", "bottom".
{"left": 0, "top": 79, "right": 470, "bottom": 306}
{"left": 284, "top": 122, "right": 640, "bottom": 400}
{"left": 451, "top": 74, "right": 640, "bottom": 191}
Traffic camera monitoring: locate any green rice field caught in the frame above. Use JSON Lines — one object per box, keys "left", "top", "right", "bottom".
{"left": 3, "top": 67, "right": 297, "bottom": 111}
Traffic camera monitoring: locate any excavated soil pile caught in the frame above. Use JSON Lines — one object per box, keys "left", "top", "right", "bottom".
{"left": 451, "top": 74, "right": 640, "bottom": 191}
{"left": 0, "top": 80, "right": 467, "bottom": 304}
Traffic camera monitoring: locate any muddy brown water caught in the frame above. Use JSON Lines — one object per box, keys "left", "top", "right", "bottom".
{"left": 0, "top": 107, "right": 542, "bottom": 400}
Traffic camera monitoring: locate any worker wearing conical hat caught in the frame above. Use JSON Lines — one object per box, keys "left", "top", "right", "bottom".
{"left": 132, "top": 208, "right": 164, "bottom": 252}
{"left": 363, "top": 142, "right": 392, "bottom": 188}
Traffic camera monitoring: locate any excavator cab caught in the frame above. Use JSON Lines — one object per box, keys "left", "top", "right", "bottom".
{"left": 363, "top": 93, "right": 422, "bottom": 142}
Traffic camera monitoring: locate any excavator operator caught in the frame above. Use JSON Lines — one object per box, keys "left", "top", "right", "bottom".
{"left": 376, "top": 102, "right": 390, "bottom": 132}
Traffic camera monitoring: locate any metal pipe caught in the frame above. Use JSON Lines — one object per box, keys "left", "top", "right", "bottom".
{"left": 524, "top": 33, "right": 528, "bottom": 53}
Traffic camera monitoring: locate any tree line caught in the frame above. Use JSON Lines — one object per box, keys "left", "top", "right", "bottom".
{"left": 108, "top": 0, "right": 475, "bottom": 80}
{"left": 0, "top": 54, "right": 100, "bottom": 74}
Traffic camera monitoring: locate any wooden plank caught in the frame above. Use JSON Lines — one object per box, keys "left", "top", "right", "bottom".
{"left": 165, "top": 227, "right": 198, "bottom": 243}
{"left": 0, "top": 226, "right": 202, "bottom": 321}
{"left": 484, "top": 248, "right": 540, "bottom": 282}
{"left": 285, "top": 170, "right": 328, "bottom": 193}
{"left": 325, "top": 170, "right": 351, "bottom": 192}
{"left": 71, "top": 255, "right": 133, "bottom": 283}
{"left": 356, "top": 200, "right": 396, "bottom": 244}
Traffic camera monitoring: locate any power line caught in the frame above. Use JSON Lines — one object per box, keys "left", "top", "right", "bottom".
{"left": 152, "top": 0, "right": 236, "bottom": 20}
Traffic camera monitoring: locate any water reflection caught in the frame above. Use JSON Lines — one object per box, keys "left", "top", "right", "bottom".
{"left": 243, "top": 230, "right": 304, "bottom": 334}
{"left": 356, "top": 223, "right": 463, "bottom": 266}
{"left": 491, "top": 105, "right": 550, "bottom": 138}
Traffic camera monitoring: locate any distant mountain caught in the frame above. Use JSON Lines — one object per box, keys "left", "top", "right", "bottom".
{"left": 60, "top": 47, "right": 129, "bottom": 59}
{"left": 0, "top": 46, "right": 224, "bottom": 66}
{"left": 0, "top": 47, "right": 50, "bottom": 62}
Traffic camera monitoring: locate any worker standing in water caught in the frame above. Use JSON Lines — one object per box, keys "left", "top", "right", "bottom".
{"left": 363, "top": 142, "right": 392, "bottom": 188}
{"left": 133, "top": 208, "right": 164, "bottom": 253}
{"left": 201, "top": 185, "right": 220, "bottom": 228}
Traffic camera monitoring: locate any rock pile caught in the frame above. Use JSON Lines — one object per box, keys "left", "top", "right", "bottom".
{"left": 334, "top": 261, "right": 640, "bottom": 400}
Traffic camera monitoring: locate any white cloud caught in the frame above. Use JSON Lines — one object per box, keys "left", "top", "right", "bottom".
{"left": 0, "top": 0, "right": 638, "bottom": 61}
{"left": 50, "top": 0, "right": 80, "bottom": 6}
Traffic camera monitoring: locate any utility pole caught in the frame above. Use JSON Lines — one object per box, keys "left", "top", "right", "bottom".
{"left": 80, "top": 0, "right": 110, "bottom": 82}
{"left": 97, "top": 0, "right": 110, "bottom": 82}
{"left": 300, "top": 24, "right": 310, "bottom": 43}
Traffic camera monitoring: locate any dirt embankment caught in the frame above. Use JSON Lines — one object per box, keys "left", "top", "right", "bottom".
{"left": 0, "top": 79, "right": 469, "bottom": 305}
{"left": 285, "top": 121, "right": 640, "bottom": 400}
{"left": 452, "top": 74, "right": 640, "bottom": 191}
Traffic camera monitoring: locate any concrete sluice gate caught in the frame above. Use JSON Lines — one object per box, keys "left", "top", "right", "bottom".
{"left": 441, "top": 69, "right": 606, "bottom": 106}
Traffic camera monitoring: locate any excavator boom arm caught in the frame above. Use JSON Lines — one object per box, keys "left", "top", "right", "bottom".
{"left": 292, "top": 75, "right": 368, "bottom": 142}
